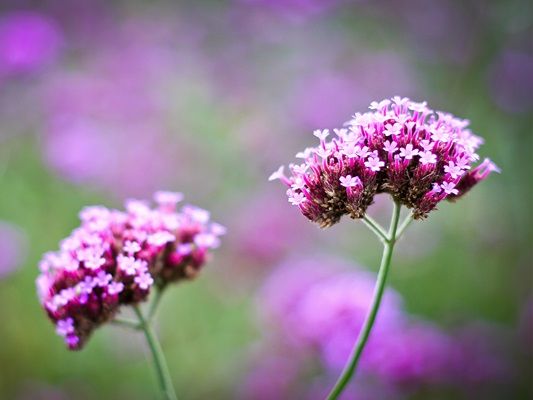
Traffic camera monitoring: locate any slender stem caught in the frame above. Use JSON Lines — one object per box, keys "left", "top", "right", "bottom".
{"left": 133, "top": 306, "right": 177, "bottom": 400}
{"left": 396, "top": 212, "right": 414, "bottom": 241}
{"left": 362, "top": 215, "right": 388, "bottom": 243}
{"left": 148, "top": 287, "right": 164, "bottom": 323}
{"left": 111, "top": 317, "right": 141, "bottom": 330}
{"left": 327, "top": 201, "right": 402, "bottom": 400}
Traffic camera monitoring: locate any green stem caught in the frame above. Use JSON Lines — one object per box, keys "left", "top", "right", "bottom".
{"left": 111, "top": 317, "right": 141, "bottom": 330}
{"left": 396, "top": 212, "right": 414, "bottom": 241}
{"left": 133, "top": 306, "right": 177, "bottom": 400}
{"left": 362, "top": 215, "right": 388, "bottom": 243}
{"left": 327, "top": 200, "right": 402, "bottom": 400}
{"left": 148, "top": 287, "right": 164, "bottom": 323}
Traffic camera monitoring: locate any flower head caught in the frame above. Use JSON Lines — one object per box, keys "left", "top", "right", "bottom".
{"left": 36, "top": 191, "right": 224, "bottom": 350}
{"left": 270, "top": 97, "right": 499, "bottom": 226}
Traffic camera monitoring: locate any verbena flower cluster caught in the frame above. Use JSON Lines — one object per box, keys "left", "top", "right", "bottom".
{"left": 270, "top": 96, "right": 499, "bottom": 226}
{"left": 36, "top": 192, "right": 225, "bottom": 350}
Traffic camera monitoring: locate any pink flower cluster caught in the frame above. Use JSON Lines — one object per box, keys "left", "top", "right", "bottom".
{"left": 270, "top": 96, "right": 499, "bottom": 226}
{"left": 36, "top": 192, "right": 225, "bottom": 350}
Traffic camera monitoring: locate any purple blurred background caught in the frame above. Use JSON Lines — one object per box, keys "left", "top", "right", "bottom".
{"left": 0, "top": 0, "right": 531, "bottom": 399}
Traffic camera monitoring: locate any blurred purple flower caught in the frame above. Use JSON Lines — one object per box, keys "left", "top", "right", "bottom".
{"left": 0, "top": 11, "right": 62, "bottom": 77}
{"left": 34, "top": 8, "right": 238, "bottom": 198}
{"left": 231, "top": 191, "right": 316, "bottom": 266}
{"left": 303, "top": 377, "right": 401, "bottom": 400}
{"left": 258, "top": 256, "right": 405, "bottom": 369}
{"left": 237, "top": 0, "right": 345, "bottom": 21}
{"left": 40, "top": 18, "right": 189, "bottom": 196}
{"left": 364, "top": 321, "right": 455, "bottom": 386}
{"left": 449, "top": 322, "right": 514, "bottom": 387}
{"left": 291, "top": 271, "right": 404, "bottom": 371}
{"left": 488, "top": 50, "right": 533, "bottom": 113}
{"left": 0, "top": 221, "right": 27, "bottom": 279}
{"left": 242, "top": 350, "right": 403, "bottom": 400}
{"left": 290, "top": 53, "right": 418, "bottom": 129}
{"left": 246, "top": 256, "right": 513, "bottom": 396}
{"left": 386, "top": 0, "right": 475, "bottom": 65}
{"left": 239, "top": 352, "right": 301, "bottom": 400}
{"left": 258, "top": 256, "right": 350, "bottom": 332}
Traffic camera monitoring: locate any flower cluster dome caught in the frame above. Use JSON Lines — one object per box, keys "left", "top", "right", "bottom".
{"left": 270, "top": 97, "right": 499, "bottom": 227}
{"left": 36, "top": 192, "right": 225, "bottom": 349}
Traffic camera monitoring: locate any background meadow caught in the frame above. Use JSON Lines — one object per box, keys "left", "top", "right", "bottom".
{"left": 0, "top": 0, "right": 531, "bottom": 399}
